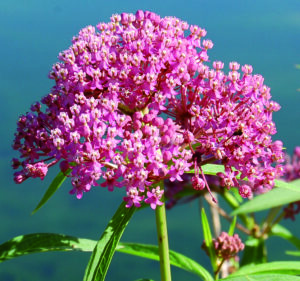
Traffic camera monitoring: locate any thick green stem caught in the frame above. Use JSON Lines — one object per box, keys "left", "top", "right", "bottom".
{"left": 155, "top": 198, "right": 172, "bottom": 281}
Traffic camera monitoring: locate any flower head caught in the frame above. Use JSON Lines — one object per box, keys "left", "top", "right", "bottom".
{"left": 12, "top": 11, "right": 283, "bottom": 208}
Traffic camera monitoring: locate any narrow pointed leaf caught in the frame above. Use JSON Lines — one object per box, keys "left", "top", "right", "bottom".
{"left": 228, "top": 216, "right": 237, "bottom": 236}
{"left": 117, "top": 243, "right": 213, "bottom": 281}
{"left": 232, "top": 180, "right": 300, "bottom": 215}
{"left": 83, "top": 201, "right": 136, "bottom": 281}
{"left": 0, "top": 233, "right": 96, "bottom": 262}
{"left": 270, "top": 224, "right": 300, "bottom": 250}
{"left": 201, "top": 208, "right": 217, "bottom": 272}
{"left": 32, "top": 169, "right": 71, "bottom": 214}
{"left": 221, "top": 274, "right": 300, "bottom": 281}
{"left": 231, "top": 261, "right": 300, "bottom": 276}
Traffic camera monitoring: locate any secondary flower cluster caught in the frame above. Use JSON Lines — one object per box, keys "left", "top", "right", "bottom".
{"left": 212, "top": 232, "right": 244, "bottom": 260}
{"left": 12, "top": 10, "right": 283, "bottom": 208}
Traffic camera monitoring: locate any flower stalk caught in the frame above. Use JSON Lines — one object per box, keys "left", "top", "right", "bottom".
{"left": 155, "top": 193, "right": 172, "bottom": 281}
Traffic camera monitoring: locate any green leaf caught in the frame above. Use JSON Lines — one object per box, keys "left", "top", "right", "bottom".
{"left": 0, "top": 233, "right": 96, "bottom": 262}
{"left": 231, "top": 261, "right": 300, "bottom": 276}
{"left": 134, "top": 279, "right": 155, "bottom": 281}
{"left": 228, "top": 216, "right": 237, "bottom": 236}
{"left": 270, "top": 224, "right": 300, "bottom": 250}
{"left": 32, "top": 169, "right": 71, "bottom": 214}
{"left": 201, "top": 208, "right": 217, "bottom": 272}
{"left": 232, "top": 179, "right": 300, "bottom": 215}
{"left": 117, "top": 243, "right": 213, "bottom": 281}
{"left": 240, "top": 237, "right": 267, "bottom": 266}
{"left": 0, "top": 232, "right": 212, "bottom": 281}
{"left": 186, "top": 164, "right": 225, "bottom": 175}
{"left": 291, "top": 178, "right": 300, "bottom": 186}
{"left": 221, "top": 274, "right": 300, "bottom": 281}
{"left": 83, "top": 201, "right": 136, "bottom": 281}
{"left": 286, "top": 251, "right": 300, "bottom": 256}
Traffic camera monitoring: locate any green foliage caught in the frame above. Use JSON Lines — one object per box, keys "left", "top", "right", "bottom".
{"left": 232, "top": 261, "right": 300, "bottom": 276}
{"left": 286, "top": 251, "right": 300, "bottom": 256}
{"left": 187, "top": 164, "right": 225, "bottom": 176}
{"left": 117, "top": 243, "right": 213, "bottom": 281}
{"left": 201, "top": 208, "right": 217, "bottom": 272}
{"left": 232, "top": 179, "right": 300, "bottom": 215}
{"left": 83, "top": 201, "right": 136, "bottom": 281}
{"left": 220, "top": 274, "right": 300, "bottom": 281}
{"left": 270, "top": 224, "right": 300, "bottom": 251}
{"left": 0, "top": 233, "right": 96, "bottom": 262}
{"left": 3, "top": 162, "right": 300, "bottom": 281}
{"left": 32, "top": 170, "right": 70, "bottom": 214}
{"left": 0, "top": 232, "right": 213, "bottom": 281}
{"left": 228, "top": 216, "right": 237, "bottom": 236}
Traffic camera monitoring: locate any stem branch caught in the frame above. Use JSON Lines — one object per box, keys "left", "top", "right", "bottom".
{"left": 204, "top": 194, "right": 251, "bottom": 235}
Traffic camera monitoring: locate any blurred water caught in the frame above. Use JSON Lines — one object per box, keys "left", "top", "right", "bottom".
{"left": 1, "top": 0, "right": 300, "bottom": 280}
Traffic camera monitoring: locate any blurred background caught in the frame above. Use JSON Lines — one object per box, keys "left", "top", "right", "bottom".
{"left": 1, "top": 0, "right": 300, "bottom": 280}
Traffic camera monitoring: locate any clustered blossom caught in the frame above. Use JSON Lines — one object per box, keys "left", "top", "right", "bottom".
{"left": 12, "top": 10, "right": 283, "bottom": 208}
{"left": 282, "top": 147, "right": 300, "bottom": 220}
{"left": 213, "top": 232, "right": 244, "bottom": 260}
{"left": 202, "top": 232, "right": 244, "bottom": 260}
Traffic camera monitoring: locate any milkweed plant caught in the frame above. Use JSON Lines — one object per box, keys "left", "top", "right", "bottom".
{"left": 2, "top": 10, "right": 300, "bottom": 281}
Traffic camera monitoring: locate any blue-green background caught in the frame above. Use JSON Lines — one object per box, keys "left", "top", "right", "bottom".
{"left": 1, "top": 0, "right": 300, "bottom": 280}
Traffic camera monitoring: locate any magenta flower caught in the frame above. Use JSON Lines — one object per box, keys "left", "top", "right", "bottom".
{"left": 12, "top": 10, "right": 283, "bottom": 208}
{"left": 144, "top": 186, "right": 164, "bottom": 209}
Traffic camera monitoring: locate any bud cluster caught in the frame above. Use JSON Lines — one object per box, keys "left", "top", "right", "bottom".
{"left": 202, "top": 232, "right": 244, "bottom": 260}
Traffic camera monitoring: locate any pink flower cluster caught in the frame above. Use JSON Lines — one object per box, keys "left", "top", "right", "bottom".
{"left": 12, "top": 11, "right": 283, "bottom": 208}
{"left": 213, "top": 232, "right": 244, "bottom": 260}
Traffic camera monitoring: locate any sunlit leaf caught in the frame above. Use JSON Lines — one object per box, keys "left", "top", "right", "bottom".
{"left": 228, "top": 216, "right": 237, "bottom": 236}
{"left": 286, "top": 251, "right": 300, "bottom": 256}
{"left": 0, "top": 232, "right": 213, "bottom": 281}
{"left": 270, "top": 224, "right": 300, "bottom": 250}
{"left": 201, "top": 208, "right": 217, "bottom": 272}
{"left": 232, "top": 180, "right": 300, "bottom": 215}
{"left": 186, "top": 164, "right": 225, "bottom": 176}
{"left": 117, "top": 243, "right": 213, "bottom": 281}
{"left": 83, "top": 201, "right": 136, "bottom": 281}
{"left": 221, "top": 274, "right": 300, "bottom": 281}
{"left": 0, "top": 233, "right": 96, "bottom": 262}
{"left": 231, "top": 261, "right": 300, "bottom": 276}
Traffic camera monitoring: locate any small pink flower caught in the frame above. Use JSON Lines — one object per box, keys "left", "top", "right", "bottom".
{"left": 25, "top": 162, "right": 48, "bottom": 180}
{"left": 239, "top": 184, "right": 252, "bottom": 199}
{"left": 144, "top": 187, "right": 164, "bottom": 209}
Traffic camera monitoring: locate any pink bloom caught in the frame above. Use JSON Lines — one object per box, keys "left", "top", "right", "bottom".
{"left": 144, "top": 187, "right": 164, "bottom": 209}
{"left": 12, "top": 10, "right": 283, "bottom": 208}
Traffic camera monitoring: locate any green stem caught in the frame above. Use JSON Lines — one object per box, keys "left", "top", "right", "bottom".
{"left": 261, "top": 206, "right": 282, "bottom": 236}
{"left": 155, "top": 197, "right": 172, "bottom": 281}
